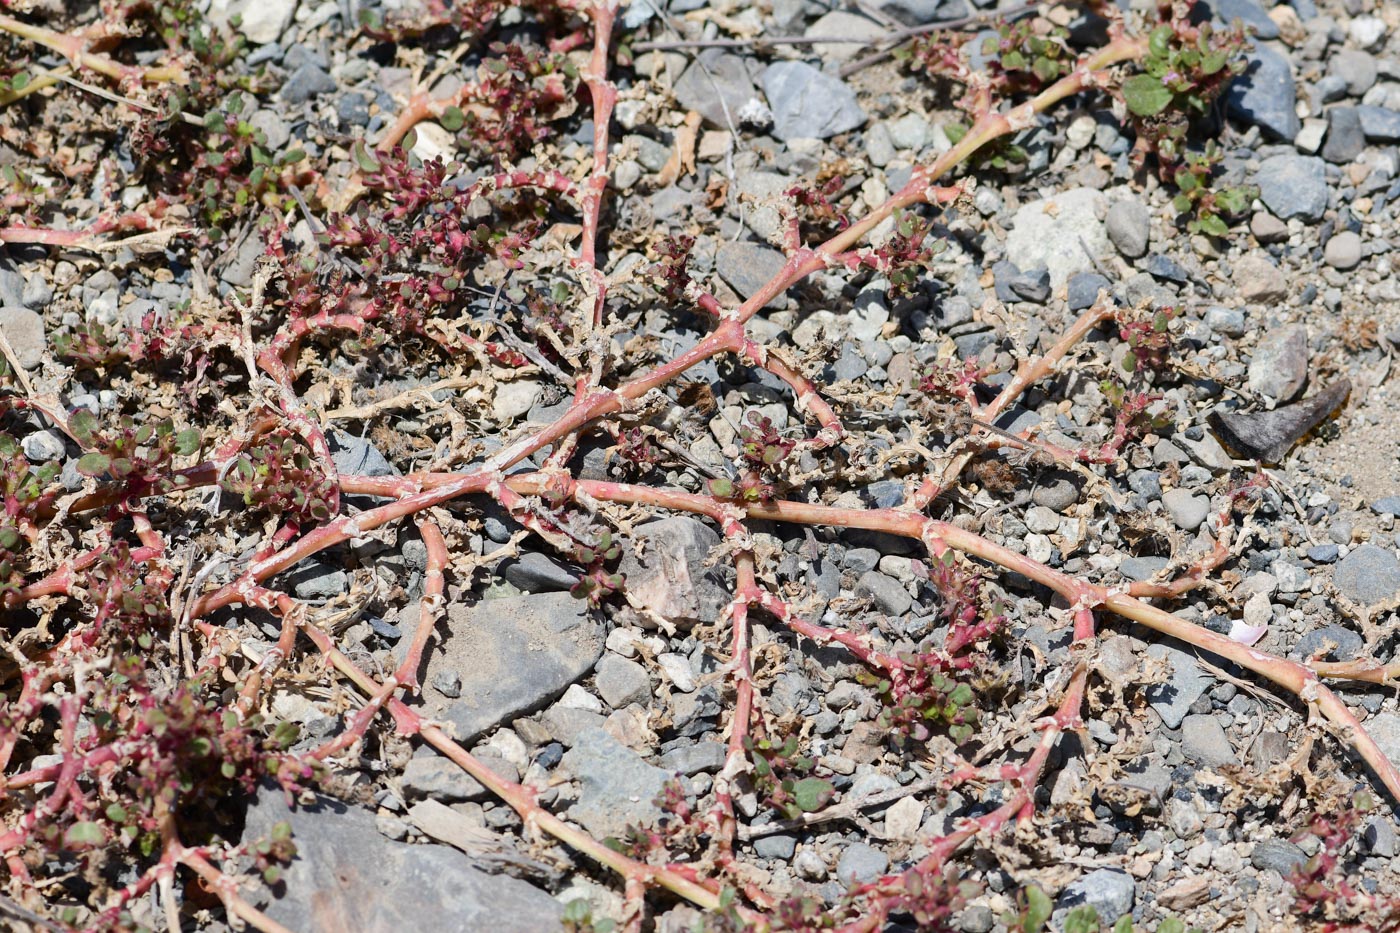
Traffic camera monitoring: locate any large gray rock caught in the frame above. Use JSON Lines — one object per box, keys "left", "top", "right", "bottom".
{"left": 1253, "top": 154, "right": 1327, "bottom": 222}
{"left": 716, "top": 241, "right": 788, "bottom": 302}
{"left": 1181, "top": 714, "right": 1239, "bottom": 768}
{"left": 562, "top": 726, "right": 670, "bottom": 838}
{"left": 761, "top": 62, "right": 865, "bottom": 141}
{"left": 1144, "top": 643, "right": 1210, "bottom": 730}
{"left": 1056, "top": 869, "right": 1135, "bottom": 925}
{"left": 1247, "top": 325, "right": 1308, "bottom": 403}
{"left": 242, "top": 787, "right": 561, "bottom": 931}
{"left": 411, "top": 592, "right": 604, "bottom": 743}
{"left": 617, "top": 517, "right": 728, "bottom": 627}
{"left": 0, "top": 306, "right": 44, "bottom": 369}
{"left": 1334, "top": 544, "right": 1400, "bottom": 605}
{"left": 1226, "top": 44, "right": 1299, "bottom": 140}
{"left": 1005, "top": 188, "right": 1111, "bottom": 290}
{"left": 673, "top": 50, "right": 759, "bottom": 129}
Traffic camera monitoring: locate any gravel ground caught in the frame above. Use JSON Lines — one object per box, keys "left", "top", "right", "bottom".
{"left": 3, "top": 0, "right": 1400, "bottom": 930}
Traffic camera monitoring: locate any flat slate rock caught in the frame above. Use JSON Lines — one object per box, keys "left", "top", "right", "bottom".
{"left": 1226, "top": 44, "right": 1299, "bottom": 141}
{"left": 410, "top": 592, "right": 604, "bottom": 743}
{"left": 243, "top": 787, "right": 561, "bottom": 932}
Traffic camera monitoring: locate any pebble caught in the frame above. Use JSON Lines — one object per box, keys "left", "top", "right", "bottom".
{"left": 1248, "top": 212, "right": 1288, "bottom": 244}
{"left": 673, "top": 51, "right": 758, "bottom": 129}
{"left": 803, "top": 11, "right": 886, "bottom": 62}
{"left": 1323, "top": 45, "right": 1381, "bottom": 91}
{"left": 761, "top": 62, "right": 865, "bottom": 141}
{"left": 1233, "top": 254, "right": 1288, "bottom": 303}
{"left": 1056, "top": 869, "right": 1135, "bottom": 925}
{"left": 1323, "top": 230, "right": 1362, "bottom": 269}
{"left": 1322, "top": 107, "right": 1365, "bottom": 163}
{"left": 0, "top": 306, "right": 44, "bottom": 369}
{"left": 594, "top": 654, "right": 651, "bottom": 709}
{"left": 1005, "top": 188, "right": 1112, "bottom": 290}
{"left": 1246, "top": 324, "right": 1309, "bottom": 402}
{"left": 856, "top": 570, "right": 912, "bottom": 616}
{"left": 281, "top": 63, "right": 336, "bottom": 104}
{"left": 1250, "top": 838, "right": 1307, "bottom": 874}
{"left": 1067, "top": 272, "right": 1111, "bottom": 311}
{"left": 1105, "top": 198, "right": 1151, "bottom": 258}
{"left": 1357, "top": 106, "right": 1400, "bottom": 142}
{"left": 835, "top": 842, "right": 888, "bottom": 886}
{"left": 1145, "top": 643, "right": 1210, "bottom": 730}
{"left": 1181, "top": 714, "right": 1239, "bottom": 768}
{"left": 1253, "top": 154, "right": 1328, "bottom": 221}
{"left": 1162, "top": 488, "right": 1211, "bottom": 531}
{"left": 1227, "top": 45, "right": 1300, "bottom": 140}
{"left": 1333, "top": 543, "right": 1400, "bottom": 605}
{"left": 716, "top": 241, "right": 787, "bottom": 302}
{"left": 20, "top": 431, "right": 66, "bottom": 462}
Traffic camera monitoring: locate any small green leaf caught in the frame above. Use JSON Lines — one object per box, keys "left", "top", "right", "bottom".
{"left": 353, "top": 141, "right": 381, "bottom": 173}
{"left": 64, "top": 821, "right": 106, "bottom": 848}
{"left": 1122, "top": 74, "right": 1174, "bottom": 117}
{"left": 175, "top": 428, "right": 201, "bottom": 456}
{"left": 1197, "top": 213, "right": 1228, "bottom": 237}
{"left": 76, "top": 452, "right": 111, "bottom": 477}
{"left": 790, "top": 777, "right": 834, "bottom": 813}
{"left": 1020, "top": 884, "right": 1053, "bottom": 932}
{"left": 440, "top": 106, "right": 465, "bottom": 132}
{"left": 1063, "top": 905, "right": 1100, "bottom": 933}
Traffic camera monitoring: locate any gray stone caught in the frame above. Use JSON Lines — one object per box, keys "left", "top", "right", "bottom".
{"left": 658, "top": 741, "right": 726, "bottom": 775}
{"left": 1056, "top": 869, "right": 1135, "bottom": 925}
{"left": 21, "top": 430, "right": 65, "bottom": 462}
{"left": 1120, "top": 556, "right": 1170, "bottom": 582}
{"left": 1334, "top": 544, "right": 1400, "bottom": 605}
{"left": 329, "top": 429, "right": 398, "bottom": 477}
{"left": 1323, "top": 230, "right": 1363, "bottom": 270}
{"left": 1032, "top": 471, "right": 1081, "bottom": 511}
{"left": 1329, "top": 50, "right": 1376, "bottom": 96}
{"left": 281, "top": 63, "right": 336, "bottom": 104}
{"left": 1068, "top": 272, "right": 1111, "bottom": 311}
{"left": 1292, "top": 624, "right": 1364, "bottom": 662}
{"left": 1227, "top": 45, "right": 1299, "bottom": 140}
{"left": 1369, "top": 713, "right": 1400, "bottom": 767}
{"left": 1247, "top": 325, "right": 1308, "bottom": 403}
{"left": 1145, "top": 643, "right": 1210, "bottom": 730}
{"left": 1356, "top": 106, "right": 1400, "bottom": 142}
{"left": 835, "top": 842, "right": 889, "bottom": 886}
{"left": 616, "top": 517, "right": 728, "bottom": 626}
{"left": 1205, "top": 0, "right": 1278, "bottom": 38}
{"left": 1364, "top": 817, "right": 1397, "bottom": 858}
{"left": 414, "top": 593, "right": 604, "bottom": 744}
{"left": 1250, "top": 838, "right": 1307, "bottom": 874}
{"left": 1105, "top": 199, "right": 1151, "bottom": 258}
{"left": 402, "top": 754, "right": 486, "bottom": 802}
{"left": 856, "top": 570, "right": 912, "bottom": 616}
{"left": 1234, "top": 254, "right": 1288, "bottom": 303}
{"left": 753, "top": 833, "right": 798, "bottom": 860}
{"left": 595, "top": 654, "right": 651, "bottom": 708}
{"left": 804, "top": 11, "right": 885, "bottom": 62}
{"left": 288, "top": 559, "right": 348, "bottom": 600}
{"left": 1373, "top": 496, "right": 1400, "bottom": 515}
{"left": 716, "top": 241, "right": 787, "bottom": 303}
{"left": 1162, "top": 488, "right": 1210, "bottom": 531}
{"left": 673, "top": 51, "right": 759, "bottom": 129}
{"left": 1181, "top": 714, "right": 1239, "bottom": 768}
{"left": 562, "top": 726, "right": 670, "bottom": 838}
{"left": 762, "top": 62, "right": 865, "bottom": 141}
{"left": 1253, "top": 154, "right": 1328, "bottom": 221}
{"left": 241, "top": 786, "right": 560, "bottom": 931}
{"left": 539, "top": 706, "right": 606, "bottom": 747}
{"left": 1205, "top": 306, "right": 1246, "bottom": 337}
{"left": 1322, "top": 107, "right": 1365, "bottom": 164}
{"left": 0, "top": 306, "right": 44, "bottom": 369}
{"left": 500, "top": 552, "right": 577, "bottom": 593}
{"left": 1005, "top": 188, "right": 1112, "bottom": 290}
